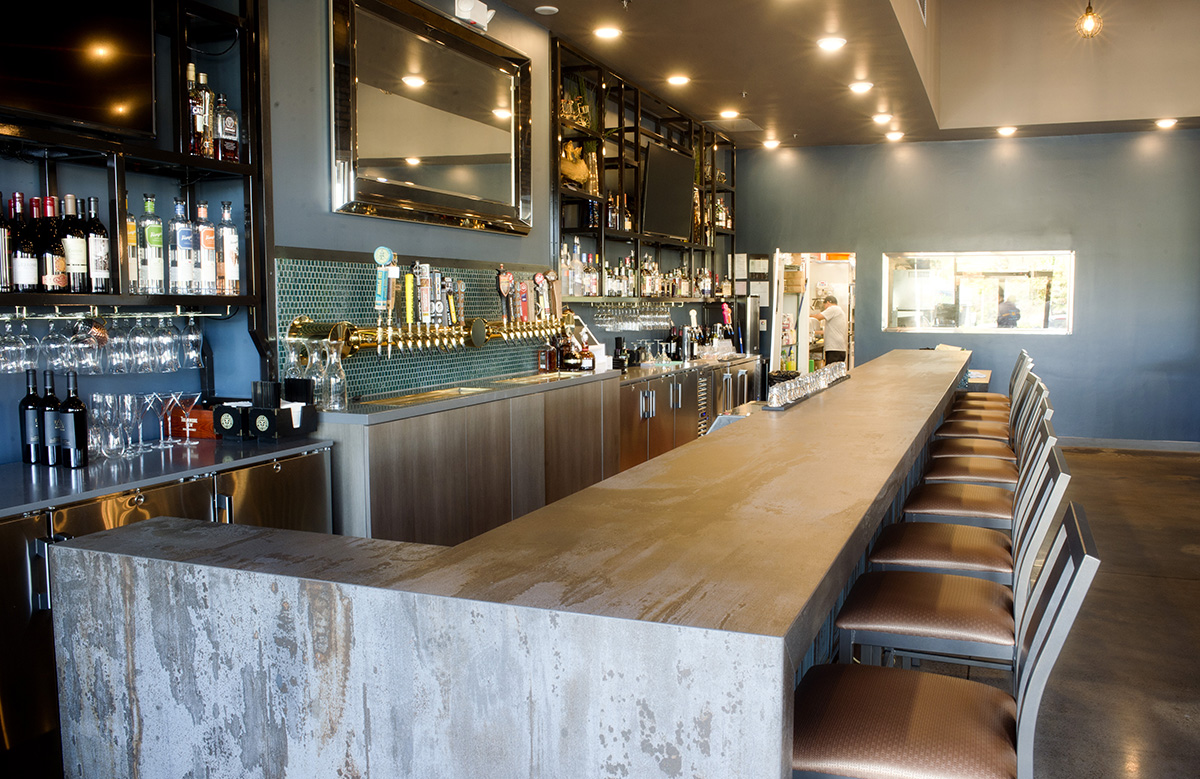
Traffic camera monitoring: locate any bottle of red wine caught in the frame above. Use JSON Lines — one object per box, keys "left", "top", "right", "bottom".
{"left": 59, "top": 371, "right": 88, "bottom": 469}
{"left": 19, "top": 368, "right": 41, "bottom": 464}
{"left": 11, "top": 193, "right": 40, "bottom": 293}
{"left": 61, "top": 194, "right": 90, "bottom": 293}
{"left": 39, "top": 370, "right": 60, "bottom": 466}
{"left": 0, "top": 190, "right": 11, "bottom": 293}
{"left": 40, "top": 196, "right": 67, "bottom": 293}
{"left": 86, "top": 196, "right": 111, "bottom": 294}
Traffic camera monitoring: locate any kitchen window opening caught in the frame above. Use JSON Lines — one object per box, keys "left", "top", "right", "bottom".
{"left": 883, "top": 251, "right": 1074, "bottom": 333}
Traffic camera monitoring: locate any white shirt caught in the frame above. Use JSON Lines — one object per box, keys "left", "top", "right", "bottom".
{"left": 820, "top": 304, "right": 848, "bottom": 352}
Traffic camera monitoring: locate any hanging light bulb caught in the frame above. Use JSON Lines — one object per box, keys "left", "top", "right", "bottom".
{"left": 1076, "top": 3, "right": 1102, "bottom": 38}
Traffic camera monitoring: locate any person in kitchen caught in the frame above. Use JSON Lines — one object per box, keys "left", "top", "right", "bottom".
{"left": 811, "top": 295, "right": 848, "bottom": 365}
{"left": 997, "top": 297, "right": 1021, "bottom": 328}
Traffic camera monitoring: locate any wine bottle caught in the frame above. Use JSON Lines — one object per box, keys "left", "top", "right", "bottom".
{"left": 167, "top": 197, "right": 195, "bottom": 294}
{"left": 137, "top": 194, "right": 165, "bottom": 294}
{"left": 85, "top": 196, "right": 111, "bottom": 294}
{"left": 58, "top": 371, "right": 88, "bottom": 469}
{"left": 19, "top": 368, "right": 40, "bottom": 464}
{"left": 217, "top": 200, "right": 239, "bottom": 295}
{"left": 39, "top": 370, "right": 60, "bottom": 467}
{"left": 194, "top": 201, "right": 217, "bottom": 295}
{"left": 40, "top": 196, "right": 67, "bottom": 292}
{"left": 215, "top": 93, "right": 240, "bottom": 163}
{"left": 0, "top": 191, "right": 10, "bottom": 293}
{"left": 61, "top": 194, "right": 90, "bottom": 293}
{"left": 10, "top": 193, "right": 39, "bottom": 292}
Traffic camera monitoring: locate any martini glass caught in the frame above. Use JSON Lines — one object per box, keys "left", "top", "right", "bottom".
{"left": 149, "top": 392, "right": 174, "bottom": 450}
{"left": 177, "top": 392, "right": 202, "bottom": 446}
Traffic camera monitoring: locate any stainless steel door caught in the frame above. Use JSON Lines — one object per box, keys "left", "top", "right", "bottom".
{"left": 53, "top": 477, "right": 215, "bottom": 539}
{"left": 647, "top": 375, "right": 674, "bottom": 459}
{"left": 214, "top": 449, "right": 333, "bottom": 533}
{"left": 619, "top": 380, "right": 649, "bottom": 473}
{"left": 674, "top": 370, "right": 701, "bottom": 446}
{"left": 0, "top": 513, "right": 57, "bottom": 752}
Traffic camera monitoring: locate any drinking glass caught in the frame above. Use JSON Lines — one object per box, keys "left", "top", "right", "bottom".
{"left": 182, "top": 316, "right": 204, "bottom": 369}
{"left": 106, "top": 319, "right": 133, "bottom": 374}
{"left": 41, "top": 321, "right": 74, "bottom": 371}
{"left": 282, "top": 339, "right": 308, "bottom": 380}
{"left": 130, "top": 316, "right": 154, "bottom": 374}
{"left": 323, "top": 340, "right": 348, "bottom": 411}
{"left": 148, "top": 392, "right": 174, "bottom": 450}
{"left": 0, "top": 321, "right": 21, "bottom": 373}
{"left": 161, "top": 391, "right": 183, "bottom": 446}
{"left": 92, "top": 393, "right": 126, "bottom": 459}
{"left": 153, "top": 317, "right": 181, "bottom": 373}
{"left": 70, "top": 322, "right": 103, "bottom": 375}
{"left": 118, "top": 394, "right": 141, "bottom": 458}
{"left": 177, "top": 392, "right": 202, "bottom": 446}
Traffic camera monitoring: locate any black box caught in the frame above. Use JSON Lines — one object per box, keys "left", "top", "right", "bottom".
{"left": 248, "top": 404, "right": 318, "bottom": 439}
{"left": 212, "top": 403, "right": 254, "bottom": 439}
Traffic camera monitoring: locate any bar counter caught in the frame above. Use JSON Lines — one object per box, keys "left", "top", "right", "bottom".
{"left": 50, "top": 349, "right": 969, "bottom": 778}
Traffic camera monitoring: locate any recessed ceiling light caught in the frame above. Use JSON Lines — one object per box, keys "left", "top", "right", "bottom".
{"left": 817, "top": 37, "right": 846, "bottom": 51}
{"left": 493, "top": 108, "right": 512, "bottom": 119}
{"left": 719, "top": 110, "right": 739, "bottom": 119}
{"left": 763, "top": 139, "right": 780, "bottom": 149}
{"left": 595, "top": 27, "right": 621, "bottom": 39}
{"left": 402, "top": 75, "right": 425, "bottom": 88}
{"left": 405, "top": 157, "right": 421, "bottom": 165}
{"left": 849, "top": 81, "right": 873, "bottom": 93}
{"left": 376, "top": 177, "right": 389, "bottom": 183}
{"left": 534, "top": 5, "right": 558, "bottom": 14}
{"left": 873, "top": 113, "right": 893, "bottom": 124}
{"left": 667, "top": 75, "right": 690, "bottom": 86}
{"left": 997, "top": 126, "right": 1017, "bottom": 136}
{"left": 1156, "top": 118, "right": 1178, "bottom": 129}
{"left": 886, "top": 131, "right": 904, "bottom": 142}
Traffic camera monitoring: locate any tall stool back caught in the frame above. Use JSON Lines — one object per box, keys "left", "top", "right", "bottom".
{"left": 1012, "top": 444, "right": 1071, "bottom": 624}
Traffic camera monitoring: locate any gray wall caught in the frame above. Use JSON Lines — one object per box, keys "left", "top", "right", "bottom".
{"left": 267, "top": 0, "right": 554, "bottom": 265}
{"left": 736, "top": 130, "right": 1200, "bottom": 442}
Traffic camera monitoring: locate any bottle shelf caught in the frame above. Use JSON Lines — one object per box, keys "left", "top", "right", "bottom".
{"left": 0, "top": 293, "right": 256, "bottom": 308}
{"left": 559, "top": 186, "right": 603, "bottom": 203}
{"left": 563, "top": 295, "right": 746, "bottom": 305}
{"left": 557, "top": 118, "right": 602, "bottom": 140}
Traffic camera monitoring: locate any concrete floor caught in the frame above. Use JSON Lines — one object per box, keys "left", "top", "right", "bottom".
{"left": 8, "top": 448, "right": 1199, "bottom": 777}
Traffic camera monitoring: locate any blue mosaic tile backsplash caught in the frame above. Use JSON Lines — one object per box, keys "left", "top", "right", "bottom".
{"left": 275, "top": 257, "right": 542, "bottom": 399}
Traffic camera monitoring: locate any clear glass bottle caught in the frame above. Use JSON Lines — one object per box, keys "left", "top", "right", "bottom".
{"left": 321, "top": 339, "right": 348, "bottom": 411}
{"left": 217, "top": 200, "right": 240, "bottom": 295}
{"left": 167, "top": 197, "right": 195, "bottom": 294}
{"left": 215, "top": 93, "right": 240, "bottom": 163}
{"left": 137, "top": 194, "right": 165, "bottom": 294}
{"left": 194, "top": 201, "right": 218, "bottom": 295}
{"left": 124, "top": 191, "right": 139, "bottom": 294}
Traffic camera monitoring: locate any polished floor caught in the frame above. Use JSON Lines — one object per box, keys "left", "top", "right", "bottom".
{"left": 8, "top": 449, "right": 1200, "bottom": 778}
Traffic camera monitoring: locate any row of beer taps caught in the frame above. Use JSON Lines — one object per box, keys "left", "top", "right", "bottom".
{"left": 488, "top": 263, "right": 563, "bottom": 343}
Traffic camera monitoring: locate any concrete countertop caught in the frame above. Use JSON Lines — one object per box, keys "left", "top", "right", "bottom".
{"left": 62, "top": 349, "right": 967, "bottom": 661}
{"left": 1, "top": 437, "right": 333, "bottom": 517}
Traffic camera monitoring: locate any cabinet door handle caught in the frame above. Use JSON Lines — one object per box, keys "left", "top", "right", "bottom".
{"left": 216, "top": 493, "right": 234, "bottom": 525}
{"left": 650, "top": 389, "right": 657, "bottom": 418}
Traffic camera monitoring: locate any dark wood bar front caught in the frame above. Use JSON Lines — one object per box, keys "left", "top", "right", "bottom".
{"left": 49, "top": 349, "right": 969, "bottom": 778}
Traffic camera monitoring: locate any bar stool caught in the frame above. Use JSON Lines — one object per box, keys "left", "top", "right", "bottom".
{"left": 952, "top": 350, "right": 1032, "bottom": 409}
{"left": 935, "top": 372, "right": 1044, "bottom": 444}
{"left": 836, "top": 447, "right": 1070, "bottom": 670}
{"left": 924, "top": 395, "right": 1054, "bottom": 490}
{"left": 930, "top": 378, "right": 1051, "bottom": 464}
{"left": 792, "top": 504, "right": 1100, "bottom": 779}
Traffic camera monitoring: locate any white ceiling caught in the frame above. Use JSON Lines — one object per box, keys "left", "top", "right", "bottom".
{"left": 499, "top": 0, "right": 1200, "bottom": 147}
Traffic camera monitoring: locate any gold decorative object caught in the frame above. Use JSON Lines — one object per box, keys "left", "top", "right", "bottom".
{"left": 560, "top": 140, "right": 590, "bottom": 186}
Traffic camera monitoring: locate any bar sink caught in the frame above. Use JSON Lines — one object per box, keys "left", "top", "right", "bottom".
{"left": 362, "top": 386, "right": 492, "bottom": 406}
{"left": 495, "top": 373, "right": 573, "bottom": 385}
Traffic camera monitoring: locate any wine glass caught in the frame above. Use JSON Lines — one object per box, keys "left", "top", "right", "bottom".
{"left": 118, "top": 394, "right": 141, "bottom": 459}
{"left": 105, "top": 318, "right": 132, "bottom": 374}
{"left": 0, "top": 321, "right": 22, "bottom": 373}
{"left": 41, "top": 321, "right": 74, "bottom": 371}
{"left": 152, "top": 316, "right": 181, "bottom": 373}
{"left": 70, "top": 321, "right": 103, "bottom": 375}
{"left": 130, "top": 316, "right": 154, "bottom": 374}
{"left": 17, "top": 321, "right": 40, "bottom": 370}
{"left": 182, "top": 316, "right": 204, "bottom": 369}
{"left": 177, "top": 392, "right": 202, "bottom": 446}
{"left": 91, "top": 393, "right": 125, "bottom": 459}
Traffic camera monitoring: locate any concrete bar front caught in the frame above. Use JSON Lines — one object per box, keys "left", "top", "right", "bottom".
{"left": 49, "top": 349, "right": 969, "bottom": 778}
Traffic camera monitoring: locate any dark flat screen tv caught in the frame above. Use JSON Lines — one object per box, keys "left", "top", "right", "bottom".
{"left": 641, "top": 143, "right": 694, "bottom": 242}
{"left": 0, "top": 2, "right": 156, "bottom": 138}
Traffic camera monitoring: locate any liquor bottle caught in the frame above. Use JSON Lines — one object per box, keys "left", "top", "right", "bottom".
{"left": 124, "top": 191, "right": 139, "bottom": 293}
{"left": 214, "top": 93, "right": 240, "bottom": 163}
{"left": 167, "top": 197, "right": 196, "bottom": 294}
{"left": 622, "top": 194, "right": 633, "bottom": 232}
{"left": 197, "top": 73, "right": 216, "bottom": 158}
{"left": 217, "top": 201, "right": 240, "bottom": 295}
{"left": 137, "top": 194, "right": 165, "bottom": 294}
{"left": 85, "top": 196, "right": 111, "bottom": 294}
{"left": 187, "top": 63, "right": 202, "bottom": 155}
{"left": 570, "top": 239, "right": 584, "bottom": 297}
{"left": 39, "top": 196, "right": 67, "bottom": 292}
{"left": 194, "top": 201, "right": 217, "bottom": 295}
{"left": 10, "top": 193, "right": 39, "bottom": 292}
{"left": 0, "top": 191, "right": 10, "bottom": 293}
{"left": 39, "top": 370, "right": 60, "bottom": 467}
{"left": 19, "top": 368, "right": 40, "bottom": 464}
{"left": 60, "top": 195, "right": 89, "bottom": 293}
{"left": 58, "top": 371, "right": 88, "bottom": 469}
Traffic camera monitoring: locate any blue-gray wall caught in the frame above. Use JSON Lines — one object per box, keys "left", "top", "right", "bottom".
{"left": 736, "top": 130, "right": 1200, "bottom": 442}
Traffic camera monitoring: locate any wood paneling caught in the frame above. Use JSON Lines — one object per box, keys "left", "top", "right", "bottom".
{"left": 464, "top": 401, "right": 513, "bottom": 540}
{"left": 545, "top": 382, "right": 604, "bottom": 504}
{"left": 510, "top": 393, "right": 546, "bottom": 520}
{"left": 601, "top": 376, "right": 620, "bottom": 478}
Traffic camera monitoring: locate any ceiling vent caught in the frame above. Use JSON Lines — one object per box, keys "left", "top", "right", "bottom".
{"left": 705, "top": 117, "right": 763, "bottom": 133}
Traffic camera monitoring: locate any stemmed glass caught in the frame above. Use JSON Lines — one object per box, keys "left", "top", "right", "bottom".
{"left": 17, "top": 321, "right": 40, "bottom": 370}
{"left": 148, "top": 392, "right": 174, "bottom": 450}
{"left": 177, "top": 392, "right": 202, "bottom": 446}
{"left": 130, "top": 393, "right": 157, "bottom": 455}
{"left": 130, "top": 316, "right": 154, "bottom": 374}
{"left": 41, "top": 321, "right": 74, "bottom": 371}
{"left": 70, "top": 321, "right": 103, "bottom": 375}
{"left": 91, "top": 393, "right": 125, "bottom": 459}
{"left": 152, "top": 316, "right": 181, "bottom": 373}
{"left": 118, "top": 394, "right": 141, "bottom": 458}
{"left": 0, "top": 322, "right": 22, "bottom": 373}
{"left": 106, "top": 318, "right": 132, "bottom": 374}
{"left": 182, "top": 316, "right": 204, "bottom": 369}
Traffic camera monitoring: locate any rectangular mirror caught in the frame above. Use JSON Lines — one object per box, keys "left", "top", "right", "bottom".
{"left": 330, "top": 0, "right": 532, "bottom": 234}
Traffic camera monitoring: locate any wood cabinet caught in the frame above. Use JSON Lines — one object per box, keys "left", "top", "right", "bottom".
{"left": 620, "top": 368, "right": 705, "bottom": 473}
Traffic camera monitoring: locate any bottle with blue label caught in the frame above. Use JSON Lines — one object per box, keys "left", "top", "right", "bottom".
{"left": 168, "top": 197, "right": 196, "bottom": 294}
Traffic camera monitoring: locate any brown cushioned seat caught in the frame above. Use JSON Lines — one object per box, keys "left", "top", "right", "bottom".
{"left": 956, "top": 391, "right": 1012, "bottom": 404}
{"left": 935, "top": 420, "right": 1012, "bottom": 441}
{"left": 946, "top": 409, "right": 1012, "bottom": 423}
{"left": 930, "top": 438, "right": 1017, "bottom": 461}
{"left": 869, "top": 522, "right": 1014, "bottom": 576}
{"left": 905, "top": 482, "right": 1015, "bottom": 521}
{"left": 924, "top": 456, "right": 1019, "bottom": 486}
{"left": 792, "top": 663, "right": 1018, "bottom": 779}
{"left": 952, "top": 402, "right": 1011, "bottom": 415}
{"left": 835, "top": 570, "right": 1015, "bottom": 646}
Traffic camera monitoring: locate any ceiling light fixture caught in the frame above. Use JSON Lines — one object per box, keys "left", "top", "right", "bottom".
{"left": 719, "top": 110, "right": 739, "bottom": 119}
{"left": 817, "top": 37, "right": 846, "bottom": 51}
{"left": 533, "top": 5, "right": 558, "bottom": 14}
{"left": 849, "top": 81, "right": 873, "bottom": 93}
{"left": 1076, "top": 3, "right": 1103, "bottom": 38}
{"left": 402, "top": 75, "right": 426, "bottom": 88}
{"left": 406, "top": 157, "right": 421, "bottom": 165}
{"left": 763, "top": 139, "right": 780, "bottom": 149}
{"left": 595, "top": 27, "right": 621, "bottom": 39}
{"left": 886, "top": 131, "right": 904, "bottom": 142}
{"left": 1156, "top": 118, "right": 1178, "bottom": 129}
{"left": 493, "top": 108, "right": 512, "bottom": 119}
{"left": 997, "top": 126, "right": 1017, "bottom": 136}
{"left": 873, "top": 113, "right": 893, "bottom": 124}
{"left": 667, "top": 75, "right": 690, "bottom": 86}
